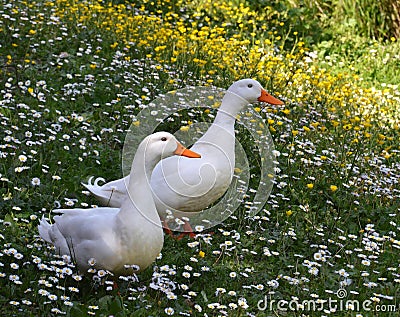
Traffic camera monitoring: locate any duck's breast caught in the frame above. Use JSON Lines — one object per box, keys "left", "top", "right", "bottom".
{"left": 150, "top": 147, "right": 234, "bottom": 212}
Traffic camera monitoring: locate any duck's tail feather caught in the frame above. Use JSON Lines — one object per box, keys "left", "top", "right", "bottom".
{"left": 81, "top": 176, "right": 129, "bottom": 207}
{"left": 38, "top": 217, "right": 53, "bottom": 243}
{"left": 81, "top": 176, "right": 106, "bottom": 192}
{"left": 81, "top": 176, "right": 110, "bottom": 203}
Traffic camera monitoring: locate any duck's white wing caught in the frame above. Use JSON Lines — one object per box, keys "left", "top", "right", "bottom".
{"left": 53, "top": 208, "right": 117, "bottom": 239}
{"left": 52, "top": 207, "right": 119, "bottom": 241}
{"left": 40, "top": 207, "right": 121, "bottom": 267}
{"left": 53, "top": 206, "right": 119, "bottom": 217}
{"left": 150, "top": 150, "right": 233, "bottom": 212}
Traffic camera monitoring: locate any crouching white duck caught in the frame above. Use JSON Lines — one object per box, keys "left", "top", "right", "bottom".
{"left": 82, "top": 79, "right": 283, "bottom": 231}
{"left": 38, "top": 132, "right": 201, "bottom": 275}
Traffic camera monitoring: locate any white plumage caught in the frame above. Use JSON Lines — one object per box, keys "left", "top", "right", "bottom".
{"left": 82, "top": 79, "right": 283, "bottom": 216}
{"left": 38, "top": 132, "right": 201, "bottom": 275}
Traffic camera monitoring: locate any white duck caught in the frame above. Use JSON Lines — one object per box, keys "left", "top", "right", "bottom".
{"left": 38, "top": 132, "right": 201, "bottom": 275}
{"left": 82, "top": 79, "right": 283, "bottom": 223}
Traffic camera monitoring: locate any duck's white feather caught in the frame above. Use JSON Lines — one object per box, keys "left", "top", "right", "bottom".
{"left": 81, "top": 177, "right": 127, "bottom": 207}
{"left": 82, "top": 79, "right": 283, "bottom": 214}
{"left": 38, "top": 132, "right": 199, "bottom": 275}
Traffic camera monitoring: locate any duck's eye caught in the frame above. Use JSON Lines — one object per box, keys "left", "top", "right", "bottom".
{"left": 161, "top": 137, "right": 167, "bottom": 141}
{"left": 248, "top": 84, "right": 253, "bottom": 88}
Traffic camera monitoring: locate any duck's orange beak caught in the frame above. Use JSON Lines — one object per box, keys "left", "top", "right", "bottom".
{"left": 174, "top": 142, "right": 201, "bottom": 158}
{"left": 258, "top": 89, "right": 284, "bottom": 105}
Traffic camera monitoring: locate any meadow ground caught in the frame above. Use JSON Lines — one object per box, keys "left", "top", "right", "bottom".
{"left": 0, "top": 0, "right": 399, "bottom": 316}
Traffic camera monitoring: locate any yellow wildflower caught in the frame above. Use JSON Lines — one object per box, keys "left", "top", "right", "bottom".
{"left": 330, "top": 185, "right": 338, "bottom": 192}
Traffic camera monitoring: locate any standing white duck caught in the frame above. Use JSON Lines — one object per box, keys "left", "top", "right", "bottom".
{"left": 38, "top": 132, "right": 201, "bottom": 275}
{"left": 82, "top": 79, "right": 283, "bottom": 225}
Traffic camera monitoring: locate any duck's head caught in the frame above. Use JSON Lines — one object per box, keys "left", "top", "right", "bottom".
{"left": 228, "top": 79, "right": 284, "bottom": 106}
{"left": 144, "top": 132, "right": 201, "bottom": 160}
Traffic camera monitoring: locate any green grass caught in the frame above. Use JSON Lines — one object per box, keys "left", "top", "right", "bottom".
{"left": 1, "top": 0, "right": 399, "bottom": 316}
{"left": 313, "top": 20, "right": 400, "bottom": 87}
{"left": 247, "top": 0, "right": 400, "bottom": 86}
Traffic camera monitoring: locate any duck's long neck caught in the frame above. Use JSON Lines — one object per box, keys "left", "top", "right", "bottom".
{"left": 199, "top": 91, "right": 248, "bottom": 146}
{"left": 120, "top": 144, "right": 160, "bottom": 221}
